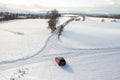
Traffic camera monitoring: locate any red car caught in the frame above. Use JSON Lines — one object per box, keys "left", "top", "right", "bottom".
{"left": 55, "top": 57, "right": 66, "bottom": 66}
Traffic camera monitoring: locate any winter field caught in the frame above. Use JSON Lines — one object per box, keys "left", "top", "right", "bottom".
{"left": 0, "top": 16, "right": 120, "bottom": 80}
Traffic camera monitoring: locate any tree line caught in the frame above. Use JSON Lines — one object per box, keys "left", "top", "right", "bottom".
{"left": 0, "top": 12, "right": 55, "bottom": 22}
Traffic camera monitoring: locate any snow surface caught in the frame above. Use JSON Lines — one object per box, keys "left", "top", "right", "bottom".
{"left": 60, "top": 17, "right": 120, "bottom": 49}
{"left": 0, "top": 17, "right": 120, "bottom": 80}
{"left": 0, "top": 19, "right": 50, "bottom": 61}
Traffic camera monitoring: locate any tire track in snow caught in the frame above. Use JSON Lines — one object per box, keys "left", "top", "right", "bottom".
{"left": 0, "top": 31, "right": 57, "bottom": 64}
{"left": 43, "top": 34, "right": 120, "bottom": 58}
{"left": 59, "top": 44, "right": 120, "bottom": 51}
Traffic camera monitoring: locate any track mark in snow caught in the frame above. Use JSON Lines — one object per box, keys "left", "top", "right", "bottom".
{"left": 41, "top": 32, "right": 120, "bottom": 59}
{"left": 10, "top": 67, "right": 29, "bottom": 80}
{"left": 0, "top": 29, "right": 24, "bottom": 35}
{"left": 0, "top": 31, "right": 56, "bottom": 64}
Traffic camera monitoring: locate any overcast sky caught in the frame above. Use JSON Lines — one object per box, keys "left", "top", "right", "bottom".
{"left": 0, "top": 0, "right": 119, "bottom": 7}
{"left": 0, "top": 0, "right": 120, "bottom": 13}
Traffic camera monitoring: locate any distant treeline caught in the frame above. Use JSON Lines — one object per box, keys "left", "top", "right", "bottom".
{"left": 86, "top": 14, "right": 120, "bottom": 19}
{"left": 62, "top": 13, "right": 120, "bottom": 19}
{"left": 0, "top": 12, "right": 59, "bottom": 22}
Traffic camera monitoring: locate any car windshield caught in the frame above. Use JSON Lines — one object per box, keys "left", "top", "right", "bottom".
{"left": 59, "top": 57, "right": 65, "bottom": 62}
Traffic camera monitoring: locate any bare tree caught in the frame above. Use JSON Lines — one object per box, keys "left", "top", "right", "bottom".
{"left": 58, "top": 18, "right": 74, "bottom": 39}
{"left": 82, "top": 16, "right": 85, "bottom": 21}
{"left": 48, "top": 9, "right": 60, "bottom": 32}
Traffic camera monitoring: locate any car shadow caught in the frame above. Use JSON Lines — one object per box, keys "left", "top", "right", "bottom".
{"left": 61, "top": 64, "right": 74, "bottom": 73}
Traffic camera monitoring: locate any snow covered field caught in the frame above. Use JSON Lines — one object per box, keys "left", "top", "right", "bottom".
{"left": 60, "top": 17, "right": 120, "bottom": 49}
{"left": 0, "top": 17, "right": 120, "bottom": 80}
{"left": 0, "top": 19, "right": 50, "bottom": 61}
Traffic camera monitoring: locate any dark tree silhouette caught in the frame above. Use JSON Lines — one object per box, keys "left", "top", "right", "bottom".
{"left": 82, "top": 16, "right": 85, "bottom": 21}
{"left": 48, "top": 9, "right": 60, "bottom": 32}
{"left": 58, "top": 18, "right": 74, "bottom": 39}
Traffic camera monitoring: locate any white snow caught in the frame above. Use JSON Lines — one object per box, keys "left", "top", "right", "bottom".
{"left": 60, "top": 17, "right": 120, "bottom": 49}
{"left": 0, "top": 19, "right": 50, "bottom": 61}
{"left": 0, "top": 17, "right": 120, "bottom": 80}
